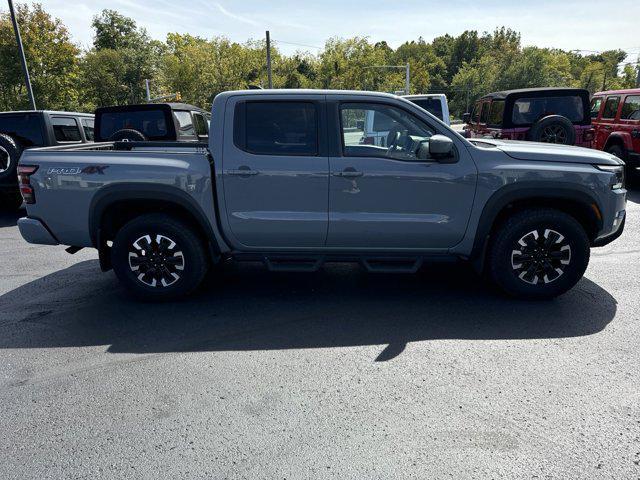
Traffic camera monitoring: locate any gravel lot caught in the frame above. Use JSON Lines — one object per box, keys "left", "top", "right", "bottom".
{"left": 1, "top": 190, "right": 639, "bottom": 479}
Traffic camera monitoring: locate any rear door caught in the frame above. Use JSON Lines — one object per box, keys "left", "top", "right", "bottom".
{"left": 597, "top": 95, "right": 621, "bottom": 149}
{"left": 619, "top": 94, "right": 640, "bottom": 154}
{"left": 221, "top": 95, "right": 329, "bottom": 248}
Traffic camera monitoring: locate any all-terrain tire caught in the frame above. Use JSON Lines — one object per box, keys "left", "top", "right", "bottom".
{"left": 488, "top": 208, "right": 590, "bottom": 299}
{"left": 111, "top": 213, "right": 209, "bottom": 300}
{"left": 528, "top": 115, "right": 576, "bottom": 145}
{"left": 108, "top": 129, "right": 147, "bottom": 142}
{"left": 0, "top": 133, "right": 22, "bottom": 182}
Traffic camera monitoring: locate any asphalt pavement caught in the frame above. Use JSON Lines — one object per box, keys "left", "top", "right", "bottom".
{"left": 0, "top": 190, "right": 639, "bottom": 479}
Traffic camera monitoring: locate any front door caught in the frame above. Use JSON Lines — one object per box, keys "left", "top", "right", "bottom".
{"left": 222, "top": 97, "right": 329, "bottom": 249}
{"left": 327, "top": 100, "right": 477, "bottom": 249}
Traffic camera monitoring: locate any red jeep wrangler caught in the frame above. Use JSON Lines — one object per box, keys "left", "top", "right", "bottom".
{"left": 591, "top": 88, "right": 640, "bottom": 181}
{"left": 463, "top": 88, "right": 593, "bottom": 147}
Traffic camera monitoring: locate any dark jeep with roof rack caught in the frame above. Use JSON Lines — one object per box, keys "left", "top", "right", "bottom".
{"left": 94, "top": 103, "right": 210, "bottom": 143}
{"left": 463, "top": 88, "right": 594, "bottom": 147}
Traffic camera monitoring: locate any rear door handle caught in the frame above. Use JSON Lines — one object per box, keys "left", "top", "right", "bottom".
{"left": 333, "top": 169, "right": 363, "bottom": 178}
{"left": 227, "top": 166, "right": 260, "bottom": 176}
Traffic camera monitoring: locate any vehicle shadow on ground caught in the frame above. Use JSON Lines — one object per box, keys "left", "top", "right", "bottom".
{"left": 0, "top": 259, "right": 617, "bottom": 361}
{"left": 626, "top": 187, "right": 640, "bottom": 204}
{"left": 0, "top": 208, "right": 22, "bottom": 228}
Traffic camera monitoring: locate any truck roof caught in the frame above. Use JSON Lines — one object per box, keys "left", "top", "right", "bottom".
{"left": 216, "top": 89, "right": 401, "bottom": 99}
{"left": 0, "top": 110, "right": 94, "bottom": 116}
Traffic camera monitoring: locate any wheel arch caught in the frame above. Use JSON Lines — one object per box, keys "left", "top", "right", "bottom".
{"left": 604, "top": 132, "right": 633, "bottom": 153}
{"left": 470, "top": 184, "right": 603, "bottom": 273}
{"left": 89, "top": 183, "right": 226, "bottom": 270}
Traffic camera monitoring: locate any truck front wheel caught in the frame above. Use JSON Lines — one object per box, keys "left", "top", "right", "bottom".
{"left": 111, "top": 213, "right": 208, "bottom": 300}
{"left": 488, "top": 208, "right": 590, "bottom": 299}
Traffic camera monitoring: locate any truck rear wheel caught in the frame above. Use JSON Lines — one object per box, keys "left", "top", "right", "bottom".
{"left": 111, "top": 213, "right": 208, "bottom": 300}
{"left": 488, "top": 208, "right": 590, "bottom": 299}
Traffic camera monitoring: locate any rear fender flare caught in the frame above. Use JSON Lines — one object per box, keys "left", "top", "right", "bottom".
{"left": 605, "top": 132, "right": 633, "bottom": 152}
{"left": 89, "top": 183, "right": 228, "bottom": 256}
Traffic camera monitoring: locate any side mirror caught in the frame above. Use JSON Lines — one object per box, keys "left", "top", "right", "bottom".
{"left": 428, "top": 134, "right": 455, "bottom": 162}
{"left": 356, "top": 120, "right": 365, "bottom": 131}
{"left": 462, "top": 112, "right": 471, "bottom": 123}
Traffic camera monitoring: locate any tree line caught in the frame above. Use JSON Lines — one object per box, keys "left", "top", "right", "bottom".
{"left": 1, "top": 4, "right": 638, "bottom": 117}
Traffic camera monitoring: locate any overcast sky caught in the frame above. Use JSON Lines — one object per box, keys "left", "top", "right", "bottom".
{"left": 36, "top": 0, "right": 640, "bottom": 62}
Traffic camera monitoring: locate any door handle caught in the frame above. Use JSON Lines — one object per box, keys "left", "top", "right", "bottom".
{"left": 227, "top": 166, "right": 260, "bottom": 176}
{"left": 333, "top": 169, "right": 363, "bottom": 178}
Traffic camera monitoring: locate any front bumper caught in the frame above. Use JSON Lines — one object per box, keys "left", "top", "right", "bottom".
{"left": 18, "top": 217, "right": 59, "bottom": 245}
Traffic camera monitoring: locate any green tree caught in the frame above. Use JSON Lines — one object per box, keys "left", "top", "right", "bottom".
{"left": 0, "top": 3, "right": 79, "bottom": 110}
{"left": 79, "top": 9, "right": 159, "bottom": 108}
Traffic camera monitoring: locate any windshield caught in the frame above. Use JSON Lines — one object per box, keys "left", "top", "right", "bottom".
{"left": 99, "top": 110, "right": 169, "bottom": 140}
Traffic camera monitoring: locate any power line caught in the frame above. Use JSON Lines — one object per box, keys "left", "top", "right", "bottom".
{"left": 271, "top": 39, "right": 323, "bottom": 50}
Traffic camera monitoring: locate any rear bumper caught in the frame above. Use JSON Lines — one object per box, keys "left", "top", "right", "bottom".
{"left": 18, "top": 217, "right": 59, "bottom": 245}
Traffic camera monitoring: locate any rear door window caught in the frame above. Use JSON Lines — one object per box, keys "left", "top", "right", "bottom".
{"left": 81, "top": 118, "right": 95, "bottom": 141}
{"left": 471, "top": 102, "right": 481, "bottom": 122}
{"left": 601, "top": 96, "right": 620, "bottom": 119}
{"left": 590, "top": 97, "right": 603, "bottom": 119}
{"left": 487, "top": 100, "right": 504, "bottom": 126}
{"left": 479, "top": 102, "right": 490, "bottom": 124}
{"left": 0, "top": 114, "right": 44, "bottom": 146}
{"left": 52, "top": 117, "right": 82, "bottom": 142}
{"left": 621, "top": 96, "right": 640, "bottom": 121}
{"left": 193, "top": 113, "right": 208, "bottom": 136}
{"left": 174, "top": 111, "right": 195, "bottom": 137}
{"left": 234, "top": 101, "right": 318, "bottom": 156}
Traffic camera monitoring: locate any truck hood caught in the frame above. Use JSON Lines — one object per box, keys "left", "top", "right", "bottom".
{"left": 471, "top": 139, "right": 623, "bottom": 166}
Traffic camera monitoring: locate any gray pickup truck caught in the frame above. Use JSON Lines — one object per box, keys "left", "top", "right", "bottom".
{"left": 17, "top": 90, "right": 627, "bottom": 300}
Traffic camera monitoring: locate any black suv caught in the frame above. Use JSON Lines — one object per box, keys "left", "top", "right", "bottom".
{"left": 94, "top": 103, "right": 210, "bottom": 142}
{"left": 0, "top": 110, "right": 94, "bottom": 210}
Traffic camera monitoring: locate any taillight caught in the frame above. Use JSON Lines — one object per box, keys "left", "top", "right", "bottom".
{"left": 17, "top": 165, "right": 38, "bottom": 204}
{"left": 584, "top": 128, "right": 595, "bottom": 142}
{"left": 362, "top": 136, "right": 375, "bottom": 145}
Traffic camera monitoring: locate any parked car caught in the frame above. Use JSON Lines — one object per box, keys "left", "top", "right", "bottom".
{"left": 355, "top": 94, "right": 450, "bottom": 147}
{"left": 17, "top": 90, "right": 626, "bottom": 301}
{"left": 94, "top": 103, "right": 210, "bottom": 142}
{"left": 590, "top": 88, "right": 640, "bottom": 182}
{"left": 0, "top": 110, "right": 94, "bottom": 210}
{"left": 463, "top": 88, "right": 594, "bottom": 146}
{"left": 403, "top": 94, "right": 450, "bottom": 126}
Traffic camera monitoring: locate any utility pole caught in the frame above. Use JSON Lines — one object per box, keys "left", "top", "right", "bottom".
{"left": 265, "top": 30, "right": 272, "bottom": 89}
{"left": 8, "top": 0, "right": 36, "bottom": 110}
{"left": 405, "top": 63, "right": 410, "bottom": 95}
{"left": 145, "top": 79, "right": 151, "bottom": 102}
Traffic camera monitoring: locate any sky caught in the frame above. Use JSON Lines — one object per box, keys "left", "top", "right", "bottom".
{"left": 33, "top": 0, "right": 640, "bottom": 63}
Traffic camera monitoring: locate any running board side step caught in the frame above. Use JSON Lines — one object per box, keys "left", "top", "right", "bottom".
{"left": 360, "top": 257, "right": 423, "bottom": 273}
{"left": 263, "top": 256, "right": 323, "bottom": 272}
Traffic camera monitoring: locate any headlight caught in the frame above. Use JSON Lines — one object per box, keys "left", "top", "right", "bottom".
{"left": 596, "top": 165, "right": 625, "bottom": 190}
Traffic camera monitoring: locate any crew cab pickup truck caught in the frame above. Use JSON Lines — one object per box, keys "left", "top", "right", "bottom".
{"left": 17, "top": 90, "right": 627, "bottom": 300}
